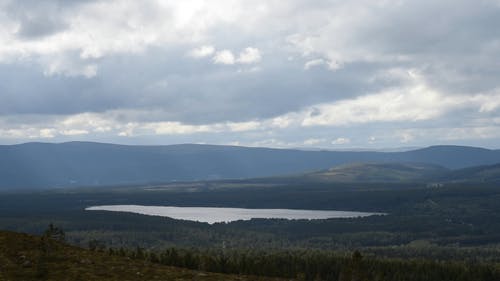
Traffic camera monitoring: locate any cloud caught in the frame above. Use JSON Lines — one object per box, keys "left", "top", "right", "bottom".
{"left": 301, "top": 84, "right": 448, "bottom": 126}
{"left": 145, "top": 122, "right": 219, "bottom": 135}
{"left": 42, "top": 55, "right": 98, "bottom": 78}
{"left": 297, "top": 72, "right": 500, "bottom": 127}
{"left": 0, "top": 110, "right": 266, "bottom": 141}
{"left": 212, "top": 47, "right": 261, "bottom": 65}
{"left": 1, "top": 1, "right": 500, "bottom": 148}
{"left": 0, "top": 1, "right": 263, "bottom": 76}
{"left": 60, "top": 129, "right": 89, "bottom": 136}
{"left": 472, "top": 92, "right": 500, "bottom": 113}
{"left": 304, "top": 59, "right": 325, "bottom": 70}
{"left": 236, "top": 47, "right": 261, "bottom": 64}
{"left": 39, "top": 128, "right": 56, "bottom": 138}
{"left": 0, "top": 127, "right": 56, "bottom": 139}
{"left": 189, "top": 45, "right": 215, "bottom": 58}
{"left": 332, "top": 137, "right": 350, "bottom": 145}
{"left": 213, "top": 49, "right": 235, "bottom": 65}
{"left": 297, "top": 89, "right": 500, "bottom": 128}
{"left": 303, "top": 58, "right": 342, "bottom": 70}
{"left": 9, "top": 1, "right": 69, "bottom": 39}
{"left": 303, "top": 138, "right": 326, "bottom": 145}
{"left": 227, "top": 121, "right": 260, "bottom": 132}
{"left": 394, "top": 126, "right": 500, "bottom": 144}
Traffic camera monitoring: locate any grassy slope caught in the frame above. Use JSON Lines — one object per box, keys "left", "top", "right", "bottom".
{"left": 0, "top": 230, "right": 279, "bottom": 281}
{"left": 442, "top": 163, "right": 500, "bottom": 182}
{"left": 305, "top": 162, "right": 448, "bottom": 183}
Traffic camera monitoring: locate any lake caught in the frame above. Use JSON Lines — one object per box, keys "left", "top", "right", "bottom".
{"left": 86, "top": 205, "right": 382, "bottom": 224}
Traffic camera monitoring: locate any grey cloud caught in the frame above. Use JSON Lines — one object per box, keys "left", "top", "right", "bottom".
{"left": 1, "top": 0, "right": 500, "bottom": 148}
{"left": 5, "top": 0, "right": 76, "bottom": 39}
{"left": 0, "top": 46, "right": 383, "bottom": 124}
{"left": 15, "top": 12, "right": 67, "bottom": 39}
{"left": 303, "top": 0, "right": 500, "bottom": 95}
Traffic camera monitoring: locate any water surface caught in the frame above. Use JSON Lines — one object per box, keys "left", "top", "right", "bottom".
{"left": 86, "top": 205, "right": 382, "bottom": 224}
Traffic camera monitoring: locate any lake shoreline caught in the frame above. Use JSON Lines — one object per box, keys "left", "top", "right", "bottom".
{"left": 86, "top": 205, "right": 384, "bottom": 224}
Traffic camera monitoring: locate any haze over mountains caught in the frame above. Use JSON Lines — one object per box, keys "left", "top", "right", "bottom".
{"left": 1, "top": 142, "right": 500, "bottom": 189}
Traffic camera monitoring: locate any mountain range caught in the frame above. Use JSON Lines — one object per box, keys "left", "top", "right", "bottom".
{"left": 1, "top": 142, "right": 500, "bottom": 189}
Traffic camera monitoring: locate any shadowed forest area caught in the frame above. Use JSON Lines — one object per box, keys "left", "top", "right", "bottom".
{"left": 2, "top": 178, "right": 500, "bottom": 280}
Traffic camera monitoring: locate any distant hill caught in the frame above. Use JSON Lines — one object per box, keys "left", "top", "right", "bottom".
{"left": 0, "top": 230, "right": 276, "bottom": 281}
{"left": 441, "top": 163, "right": 500, "bottom": 182}
{"left": 0, "top": 142, "right": 500, "bottom": 189}
{"left": 299, "top": 163, "right": 449, "bottom": 183}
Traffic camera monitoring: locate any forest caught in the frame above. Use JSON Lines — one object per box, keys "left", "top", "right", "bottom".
{"left": 1, "top": 171, "right": 500, "bottom": 280}
{"left": 2, "top": 227, "right": 499, "bottom": 281}
{"left": 1, "top": 180, "right": 500, "bottom": 254}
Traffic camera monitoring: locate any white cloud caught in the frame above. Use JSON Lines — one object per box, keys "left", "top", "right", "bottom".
{"left": 471, "top": 91, "right": 500, "bottom": 113}
{"left": 39, "top": 129, "right": 56, "bottom": 138}
{"left": 299, "top": 84, "right": 500, "bottom": 127}
{"left": 301, "top": 85, "right": 449, "bottom": 126}
{"left": 5, "top": 111, "right": 264, "bottom": 138}
{"left": 299, "top": 70, "right": 470, "bottom": 126}
{"left": 331, "top": 137, "right": 350, "bottom": 145}
{"left": 61, "top": 113, "right": 115, "bottom": 132}
{"left": 60, "top": 129, "right": 89, "bottom": 136}
{"left": 227, "top": 121, "right": 260, "bottom": 132}
{"left": 395, "top": 126, "right": 500, "bottom": 143}
{"left": 189, "top": 45, "right": 215, "bottom": 58}
{"left": 303, "top": 138, "right": 326, "bottom": 145}
{"left": 270, "top": 115, "right": 294, "bottom": 129}
{"left": 117, "top": 123, "right": 139, "bottom": 137}
{"left": 146, "top": 122, "right": 217, "bottom": 135}
{"left": 303, "top": 58, "right": 342, "bottom": 71}
{"left": 212, "top": 47, "right": 261, "bottom": 65}
{"left": 236, "top": 47, "right": 261, "bottom": 64}
{"left": 144, "top": 120, "right": 263, "bottom": 135}
{"left": 0, "top": 128, "right": 55, "bottom": 139}
{"left": 0, "top": 1, "right": 268, "bottom": 76}
{"left": 304, "top": 59, "right": 325, "bottom": 70}
{"left": 213, "top": 49, "right": 235, "bottom": 65}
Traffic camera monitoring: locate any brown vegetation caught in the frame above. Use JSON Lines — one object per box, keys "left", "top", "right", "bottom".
{"left": 0, "top": 230, "right": 280, "bottom": 281}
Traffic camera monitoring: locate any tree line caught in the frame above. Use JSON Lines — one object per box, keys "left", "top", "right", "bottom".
{"left": 95, "top": 245, "right": 500, "bottom": 281}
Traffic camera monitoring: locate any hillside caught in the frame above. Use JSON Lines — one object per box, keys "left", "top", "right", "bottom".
{"left": 0, "top": 230, "right": 278, "bottom": 281}
{"left": 248, "top": 161, "right": 500, "bottom": 185}
{"left": 442, "top": 163, "right": 500, "bottom": 182}
{"left": 300, "top": 162, "right": 448, "bottom": 183}
{"left": 1, "top": 142, "right": 500, "bottom": 189}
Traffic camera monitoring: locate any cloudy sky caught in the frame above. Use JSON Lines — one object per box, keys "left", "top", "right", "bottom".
{"left": 1, "top": 0, "right": 500, "bottom": 149}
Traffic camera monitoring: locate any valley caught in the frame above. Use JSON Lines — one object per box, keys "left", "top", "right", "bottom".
{"left": 2, "top": 143, "right": 500, "bottom": 279}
